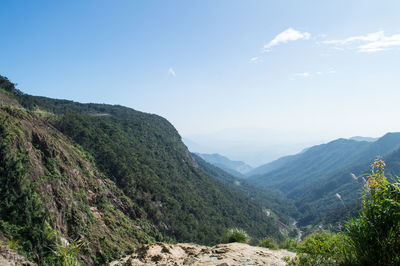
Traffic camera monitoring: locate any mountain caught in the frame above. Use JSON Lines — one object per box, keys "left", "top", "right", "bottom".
{"left": 248, "top": 135, "right": 400, "bottom": 196}
{"left": 247, "top": 133, "right": 400, "bottom": 226}
{"left": 246, "top": 154, "right": 298, "bottom": 177}
{"left": 196, "top": 153, "right": 253, "bottom": 178}
{"left": 349, "top": 136, "right": 378, "bottom": 142}
{"left": 0, "top": 75, "right": 291, "bottom": 264}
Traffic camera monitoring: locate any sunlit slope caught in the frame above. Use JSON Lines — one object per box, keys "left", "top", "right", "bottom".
{"left": 0, "top": 89, "right": 161, "bottom": 265}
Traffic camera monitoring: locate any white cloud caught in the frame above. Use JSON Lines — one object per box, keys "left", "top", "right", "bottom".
{"left": 294, "top": 72, "right": 311, "bottom": 78}
{"left": 264, "top": 28, "right": 311, "bottom": 51}
{"left": 249, "top": 57, "right": 262, "bottom": 63}
{"left": 324, "top": 31, "right": 400, "bottom": 53}
{"left": 168, "top": 67, "right": 176, "bottom": 77}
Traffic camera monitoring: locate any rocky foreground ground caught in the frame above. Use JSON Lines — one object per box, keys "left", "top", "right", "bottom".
{"left": 110, "top": 242, "right": 296, "bottom": 266}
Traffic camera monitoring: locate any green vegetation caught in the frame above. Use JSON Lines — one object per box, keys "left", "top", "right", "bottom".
{"left": 279, "top": 238, "right": 299, "bottom": 251}
{"left": 0, "top": 106, "right": 52, "bottom": 261}
{"left": 258, "top": 237, "right": 279, "bottom": 250}
{"left": 220, "top": 228, "right": 250, "bottom": 243}
{"left": 46, "top": 227, "right": 83, "bottom": 266}
{"left": 287, "top": 231, "right": 354, "bottom": 265}
{"left": 346, "top": 158, "right": 400, "bottom": 265}
{"left": 287, "top": 158, "right": 400, "bottom": 265}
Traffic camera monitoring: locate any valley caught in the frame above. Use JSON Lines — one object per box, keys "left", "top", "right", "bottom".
{"left": 2, "top": 1, "right": 400, "bottom": 264}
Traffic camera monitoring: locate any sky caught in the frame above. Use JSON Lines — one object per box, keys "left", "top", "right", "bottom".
{"left": 1, "top": 0, "right": 400, "bottom": 166}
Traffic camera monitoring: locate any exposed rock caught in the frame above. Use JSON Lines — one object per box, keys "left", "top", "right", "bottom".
{"left": 110, "top": 242, "right": 295, "bottom": 266}
{"left": 0, "top": 235, "right": 36, "bottom": 266}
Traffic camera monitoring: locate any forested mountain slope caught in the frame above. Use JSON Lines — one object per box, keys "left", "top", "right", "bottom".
{"left": 0, "top": 90, "right": 162, "bottom": 265}
{"left": 0, "top": 75, "right": 290, "bottom": 263}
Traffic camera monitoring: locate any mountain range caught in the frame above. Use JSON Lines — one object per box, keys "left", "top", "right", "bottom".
{"left": 246, "top": 133, "right": 400, "bottom": 226}
{"left": 3, "top": 74, "right": 400, "bottom": 264}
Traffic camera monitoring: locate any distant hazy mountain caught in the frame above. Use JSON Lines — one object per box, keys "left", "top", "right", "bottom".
{"left": 246, "top": 154, "right": 298, "bottom": 177}
{"left": 349, "top": 136, "right": 378, "bottom": 142}
{"left": 248, "top": 133, "right": 400, "bottom": 190}
{"left": 196, "top": 153, "right": 253, "bottom": 178}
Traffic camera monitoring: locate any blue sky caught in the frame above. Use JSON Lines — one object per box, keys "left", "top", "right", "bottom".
{"left": 1, "top": 1, "right": 400, "bottom": 165}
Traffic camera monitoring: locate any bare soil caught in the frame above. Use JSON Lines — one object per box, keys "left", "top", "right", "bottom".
{"left": 110, "top": 242, "right": 295, "bottom": 266}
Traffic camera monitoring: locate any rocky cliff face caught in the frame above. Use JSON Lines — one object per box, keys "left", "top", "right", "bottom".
{"left": 110, "top": 242, "right": 295, "bottom": 266}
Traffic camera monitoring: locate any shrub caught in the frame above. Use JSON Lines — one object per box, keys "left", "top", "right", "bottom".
{"left": 346, "top": 158, "right": 400, "bottom": 265}
{"left": 293, "top": 231, "right": 355, "bottom": 265}
{"left": 279, "top": 238, "right": 299, "bottom": 251}
{"left": 46, "top": 228, "right": 83, "bottom": 266}
{"left": 220, "top": 228, "right": 250, "bottom": 243}
{"left": 287, "top": 158, "right": 400, "bottom": 265}
{"left": 258, "top": 237, "right": 279, "bottom": 249}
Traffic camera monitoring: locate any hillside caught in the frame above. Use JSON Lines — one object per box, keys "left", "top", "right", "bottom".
{"left": 196, "top": 153, "right": 252, "bottom": 178}
{"left": 0, "top": 91, "right": 161, "bottom": 264}
{"left": 0, "top": 75, "right": 291, "bottom": 263}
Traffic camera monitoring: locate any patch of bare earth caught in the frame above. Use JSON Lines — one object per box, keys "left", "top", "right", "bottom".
{"left": 110, "top": 242, "right": 295, "bottom": 266}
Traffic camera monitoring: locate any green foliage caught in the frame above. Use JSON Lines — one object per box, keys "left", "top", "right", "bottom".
{"left": 279, "top": 238, "right": 299, "bottom": 251}
{"left": 346, "top": 158, "right": 400, "bottom": 265}
{"left": 258, "top": 237, "right": 279, "bottom": 250}
{"left": 289, "top": 231, "right": 354, "bottom": 265}
{"left": 0, "top": 75, "right": 23, "bottom": 95}
{"left": 46, "top": 227, "right": 83, "bottom": 266}
{"left": 0, "top": 109, "right": 51, "bottom": 262}
{"left": 8, "top": 239, "right": 20, "bottom": 249}
{"left": 220, "top": 228, "right": 250, "bottom": 244}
